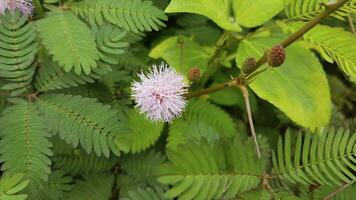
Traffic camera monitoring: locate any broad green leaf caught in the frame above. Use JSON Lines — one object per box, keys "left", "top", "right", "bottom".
{"left": 166, "top": 0, "right": 283, "bottom": 29}
{"left": 209, "top": 87, "right": 242, "bottom": 106}
{"left": 165, "top": 0, "right": 242, "bottom": 31}
{"left": 232, "top": 0, "right": 284, "bottom": 27}
{"left": 149, "top": 36, "right": 211, "bottom": 75}
{"left": 208, "top": 72, "right": 258, "bottom": 110}
{"left": 287, "top": 22, "right": 356, "bottom": 81}
{"left": 236, "top": 36, "right": 331, "bottom": 129}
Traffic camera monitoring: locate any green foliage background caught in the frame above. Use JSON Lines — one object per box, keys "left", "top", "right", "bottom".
{"left": 0, "top": 0, "right": 355, "bottom": 199}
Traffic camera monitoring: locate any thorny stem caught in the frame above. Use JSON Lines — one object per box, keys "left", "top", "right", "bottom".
{"left": 33, "top": 0, "right": 44, "bottom": 18}
{"left": 347, "top": 14, "right": 355, "bottom": 34}
{"left": 239, "top": 85, "right": 261, "bottom": 158}
{"left": 323, "top": 180, "right": 356, "bottom": 200}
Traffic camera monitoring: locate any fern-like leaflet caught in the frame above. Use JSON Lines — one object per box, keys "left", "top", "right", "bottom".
{"left": 158, "top": 138, "right": 265, "bottom": 200}
{"left": 65, "top": 173, "right": 114, "bottom": 200}
{"left": 117, "top": 150, "right": 166, "bottom": 196}
{"left": 0, "top": 173, "right": 29, "bottom": 200}
{"left": 123, "top": 109, "right": 164, "bottom": 153}
{"left": 310, "top": 184, "right": 356, "bottom": 199}
{"left": 71, "top": 0, "right": 167, "bottom": 33}
{"left": 0, "top": 99, "right": 53, "bottom": 196}
{"left": 273, "top": 128, "right": 356, "bottom": 186}
{"left": 94, "top": 24, "right": 129, "bottom": 65}
{"left": 36, "top": 11, "right": 99, "bottom": 75}
{"left": 285, "top": 0, "right": 356, "bottom": 21}
{"left": 35, "top": 57, "right": 112, "bottom": 92}
{"left": 120, "top": 150, "right": 165, "bottom": 187}
{"left": 167, "top": 99, "right": 237, "bottom": 150}
{"left": 36, "top": 94, "right": 131, "bottom": 157}
{"left": 38, "top": 170, "right": 74, "bottom": 200}
{"left": 284, "top": 22, "right": 356, "bottom": 80}
{"left": 0, "top": 11, "right": 38, "bottom": 96}
{"left": 53, "top": 149, "right": 117, "bottom": 176}
{"left": 122, "top": 186, "right": 168, "bottom": 200}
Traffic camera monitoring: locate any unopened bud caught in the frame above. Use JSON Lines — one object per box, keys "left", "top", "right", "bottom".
{"left": 266, "top": 45, "right": 286, "bottom": 67}
{"left": 242, "top": 57, "right": 257, "bottom": 74}
{"left": 187, "top": 67, "right": 201, "bottom": 82}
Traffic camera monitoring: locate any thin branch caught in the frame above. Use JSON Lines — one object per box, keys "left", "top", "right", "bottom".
{"left": 184, "top": 81, "right": 235, "bottom": 99}
{"left": 178, "top": 37, "right": 184, "bottom": 73}
{"left": 208, "top": 31, "right": 232, "bottom": 66}
{"left": 27, "top": 91, "right": 40, "bottom": 103}
{"left": 0, "top": 92, "right": 12, "bottom": 96}
{"left": 347, "top": 14, "right": 355, "bottom": 34}
{"left": 323, "top": 180, "right": 356, "bottom": 200}
{"left": 0, "top": 92, "right": 28, "bottom": 97}
{"left": 261, "top": 171, "right": 277, "bottom": 198}
{"left": 239, "top": 85, "right": 261, "bottom": 158}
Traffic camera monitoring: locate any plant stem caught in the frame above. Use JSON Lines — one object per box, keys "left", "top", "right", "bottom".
{"left": 347, "top": 14, "right": 355, "bottom": 34}
{"left": 184, "top": 82, "right": 234, "bottom": 99}
{"left": 323, "top": 180, "right": 356, "bottom": 200}
{"left": 33, "top": 0, "right": 44, "bottom": 18}
{"left": 239, "top": 85, "right": 261, "bottom": 158}
{"left": 178, "top": 37, "right": 184, "bottom": 73}
{"left": 199, "top": 31, "right": 232, "bottom": 85}
{"left": 261, "top": 171, "right": 277, "bottom": 198}
{"left": 206, "top": 31, "right": 231, "bottom": 65}
{"left": 184, "top": 0, "right": 348, "bottom": 98}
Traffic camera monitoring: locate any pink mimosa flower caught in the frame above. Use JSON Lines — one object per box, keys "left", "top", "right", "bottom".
{"left": 131, "top": 63, "right": 188, "bottom": 122}
{"left": 0, "top": 0, "right": 34, "bottom": 16}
